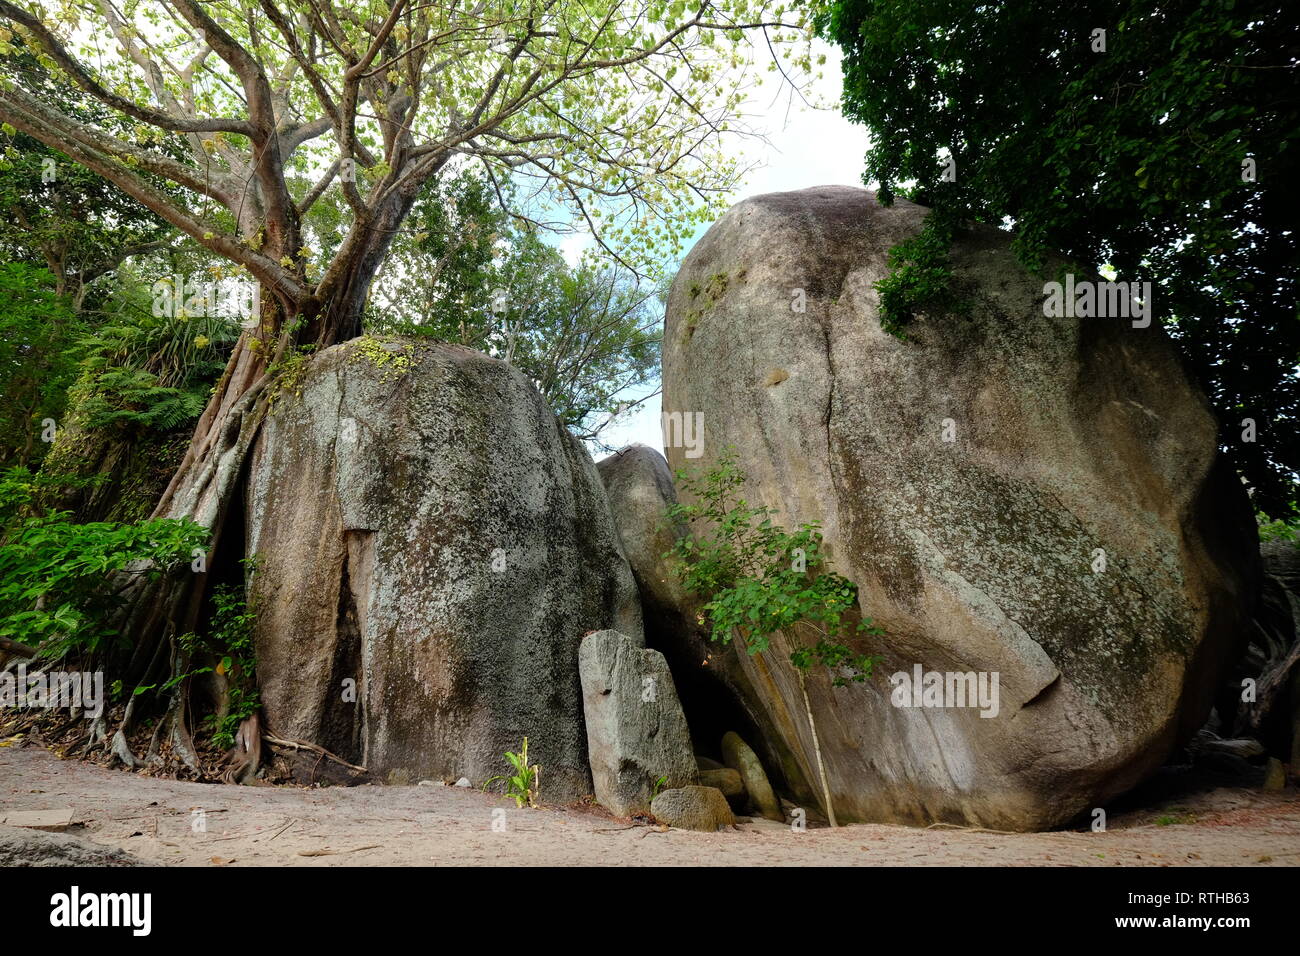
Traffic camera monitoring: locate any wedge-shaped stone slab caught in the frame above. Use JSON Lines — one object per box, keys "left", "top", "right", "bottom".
{"left": 579, "top": 629, "right": 697, "bottom": 816}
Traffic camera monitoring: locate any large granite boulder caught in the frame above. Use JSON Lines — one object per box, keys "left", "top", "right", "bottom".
{"left": 657, "top": 186, "right": 1258, "bottom": 830}
{"left": 245, "top": 337, "right": 642, "bottom": 800}
{"left": 578, "top": 629, "right": 697, "bottom": 815}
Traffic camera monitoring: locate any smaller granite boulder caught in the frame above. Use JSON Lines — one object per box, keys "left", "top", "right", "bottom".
{"left": 579, "top": 630, "right": 698, "bottom": 816}
{"left": 699, "top": 768, "right": 746, "bottom": 809}
{"left": 651, "top": 786, "right": 736, "bottom": 831}
{"left": 722, "top": 731, "right": 783, "bottom": 822}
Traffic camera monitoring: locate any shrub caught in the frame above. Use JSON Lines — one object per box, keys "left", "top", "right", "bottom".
{"left": 665, "top": 448, "right": 881, "bottom": 684}
{"left": 665, "top": 448, "right": 883, "bottom": 828}
{"left": 0, "top": 466, "right": 208, "bottom": 657}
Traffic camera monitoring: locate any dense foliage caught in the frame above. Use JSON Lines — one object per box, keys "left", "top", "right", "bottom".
{"left": 71, "top": 280, "right": 240, "bottom": 433}
{"left": 0, "top": 263, "right": 78, "bottom": 468}
{"left": 815, "top": 0, "right": 1300, "bottom": 517}
{"left": 0, "top": 467, "right": 207, "bottom": 657}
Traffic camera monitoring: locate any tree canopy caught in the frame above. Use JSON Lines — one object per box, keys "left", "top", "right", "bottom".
{"left": 0, "top": 0, "right": 814, "bottom": 347}
{"left": 372, "top": 172, "right": 661, "bottom": 441}
{"left": 815, "top": 0, "right": 1300, "bottom": 516}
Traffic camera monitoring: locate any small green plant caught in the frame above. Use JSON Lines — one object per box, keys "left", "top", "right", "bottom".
{"left": 484, "top": 737, "right": 540, "bottom": 808}
{"left": 265, "top": 345, "right": 317, "bottom": 410}
{"left": 205, "top": 562, "right": 261, "bottom": 749}
{"left": 1155, "top": 808, "right": 1197, "bottom": 827}
{"left": 664, "top": 448, "right": 883, "bottom": 828}
{"left": 351, "top": 335, "right": 412, "bottom": 381}
{"left": 136, "top": 556, "right": 261, "bottom": 749}
{"left": 651, "top": 774, "right": 668, "bottom": 800}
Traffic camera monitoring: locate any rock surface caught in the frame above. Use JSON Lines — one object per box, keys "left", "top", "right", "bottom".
{"left": 578, "top": 629, "right": 697, "bottom": 816}
{"left": 722, "top": 731, "right": 783, "bottom": 821}
{"left": 698, "top": 767, "right": 746, "bottom": 807}
{"left": 0, "top": 824, "right": 149, "bottom": 867}
{"left": 659, "top": 186, "right": 1259, "bottom": 830}
{"left": 246, "top": 337, "right": 642, "bottom": 800}
{"left": 650, "top": 785, "right": 735, "bottom": 831}
{"left": 1262, "top": 758, "right": 1286, "bottom": 791}
{"left": 595, "top": 444, "right": 693, "bottom": 613}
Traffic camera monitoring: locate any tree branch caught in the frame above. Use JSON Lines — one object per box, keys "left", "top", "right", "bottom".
{"left": 0, "top": 1, "right": 250, "bottom": 135}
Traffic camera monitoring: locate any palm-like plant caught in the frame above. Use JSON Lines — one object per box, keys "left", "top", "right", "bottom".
{"left": 483, "top": 737, "right": 541, "bottom": 809}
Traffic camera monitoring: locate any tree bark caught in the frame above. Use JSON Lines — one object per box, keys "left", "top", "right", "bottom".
{"left": 105, "top": 291, "right": 285, "bottom": 766}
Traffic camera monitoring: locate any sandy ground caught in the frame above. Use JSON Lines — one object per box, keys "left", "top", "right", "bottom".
{"left": 3, "top": 746, "right": 1299, "bottom": 866}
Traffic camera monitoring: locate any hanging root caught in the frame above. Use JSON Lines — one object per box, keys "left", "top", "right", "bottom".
{"left": 144, "top": 708, "right": 166, "bottom": 766}
{"left": 796, "top": 666, "right": 838, "bottom": 828}
{"left": 78, "top": 715, "right": 109, "bottom": 756}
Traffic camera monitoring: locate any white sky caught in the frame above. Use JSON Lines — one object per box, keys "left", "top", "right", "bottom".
{"left": 590, "top": 41, "right": 871, "bottom": 457}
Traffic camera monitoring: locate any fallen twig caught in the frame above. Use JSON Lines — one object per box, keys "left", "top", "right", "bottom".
{"left": 268, "top": 818, "right": 296, "bottom": 841}
{"left": 297, "top": 844, "right": 382, "bottom": 857}
{"left": 923, "top": 822, "right": 1029, "bottom": 836}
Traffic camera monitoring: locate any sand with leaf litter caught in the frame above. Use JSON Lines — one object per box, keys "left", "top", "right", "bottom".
{"left": 2, "top": 746, "right": 1297, "bottom": 866}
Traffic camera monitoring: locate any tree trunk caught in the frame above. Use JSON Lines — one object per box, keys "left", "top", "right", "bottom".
{"left": 105, "top": 298, "right": 281, "bottom": 766}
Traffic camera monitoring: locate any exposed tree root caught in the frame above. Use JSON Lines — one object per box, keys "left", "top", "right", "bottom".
{"left": 0, "top": 636, "right": 37, "bottom": 658}
{"left": 79, "top": 715, "right": 108, "bottom": 756}
{"left": 262, "top": 730, "right": 368, "bottom": 775}
{"left": 167, "top": 695, "right": 203, "bottom": 776}
{"left": 221, "top": 712, "right": 262, "bottom": 784}
{"left": 110, "top": 727, "right": 138, "bottom": 769}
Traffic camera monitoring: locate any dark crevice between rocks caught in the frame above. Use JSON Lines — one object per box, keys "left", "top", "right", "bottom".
{"left": 316, "top": 532, "right": 367, "bottom": 770}
{"left": 641, "top": 601, "right": 770, "bottom": 775}
{"left": 203, "top": 473, "right": 249, "bottom": 607}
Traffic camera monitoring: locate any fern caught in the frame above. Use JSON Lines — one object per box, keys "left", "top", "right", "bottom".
{"left": 72, "top": 308, "right": 237, "bottom": 431}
